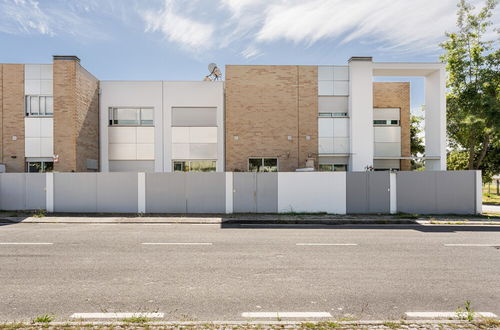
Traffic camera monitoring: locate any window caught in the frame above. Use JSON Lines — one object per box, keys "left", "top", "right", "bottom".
{"left": 319, "top": 164, "right": 347, "bottom": 172}
{"left": 108, "top": 107, "right": 154, "bottom": 126}
{"left": 248, "top": 158, "right": 278, "bottom": 172}
{"left": 319, "top": 112, "right": 348, "bottom": 117}
{"left": 373, "top": 119, "right": 399, "bottom": 125}
{"left": 173, "top": 160, "right": 216, "bottom": 172}
{"left": 25, "top": 95, "right": 53, "bottom": 116}
{"left": 26, "top": 161, "right": 53, "bottom": 173}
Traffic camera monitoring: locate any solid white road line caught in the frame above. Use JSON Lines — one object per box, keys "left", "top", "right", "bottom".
{"left": 241, "top": 312, "right": 332, "bottom": 318}
{"left": 296, "top": 243, "right": 358, "bottom": 246}
{"left": 405, "top": 312, "right": 497, "bottom": 318}
{"left": 0, "top": 242, "right": 53, "bottom": 245}
{"left": 141, "top": 242, "right": 213, "bottom": 245}
{"left": 444, "top": 244, "right": 499, "bottom": 247}
{"left": 70, "top": 313, "right": 164, "bottom": 319}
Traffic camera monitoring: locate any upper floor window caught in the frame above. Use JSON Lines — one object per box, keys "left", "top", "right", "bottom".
{"left": 108, "top": 107, "right": 153, "bottom": 126}
{"left": 319, "top": 112, "right": 348, "bottom": 117}
{"left": 25, "top": 95, "right": 53, "bottom": 117}
{"left": 373, "top": 119, "right": 399, "bottom": 126}
{"left": 249, "top": 158, "right": 278, "bottom": 172}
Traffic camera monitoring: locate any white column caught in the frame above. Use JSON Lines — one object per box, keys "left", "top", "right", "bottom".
{"left": 475, "top": 170, "right": 482, "bottom": 214}
{"left": 389, "top": 172, "right": 397, "bottom": 214}
{"left": 99, "top": 87, "right": 109, "bottom": 172}
{"left": 425, "top": 67, "right": 446, "bottom": 170}
{"left": 349, "top": 58, "right": 374, "bottom": 171}
{"left": 45, "top": 172, "right": 54, "bottom": 212}
{"left": 225, "top": 172, "right": 233, "bottom": 214}
{"left": 137, "top": 172, "right": 146, "bottom": 213}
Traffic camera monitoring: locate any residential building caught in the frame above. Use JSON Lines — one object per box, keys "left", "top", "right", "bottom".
{"left": 0, "top": 56, "right": 446, "bottom": 173}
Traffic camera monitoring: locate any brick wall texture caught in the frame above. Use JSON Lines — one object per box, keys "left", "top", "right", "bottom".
{"left": 0, "top": 64, "right": 25, "bottom": 172}
{"left": 225, "top": 65, "right": 318, "bottom": 172}
{"left": 53, "top": 59, "right": 99, "bottom": 172}
{"left": 373, "top": 82, "right": 411, "bottom": 170}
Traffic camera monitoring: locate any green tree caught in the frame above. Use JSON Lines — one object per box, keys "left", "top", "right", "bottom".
{"left": 410, "top": 114, "right": 425, "bottom": 170}
{"left": 440, "top": 0, "right": 499, "bottom": 177}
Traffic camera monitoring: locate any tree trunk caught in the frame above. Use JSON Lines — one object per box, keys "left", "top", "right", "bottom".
{"left": 468, "top": 145, "right": 475, "bottom": 170}
{"left": 475, "top": 134, "right": 490, "bottom": 169}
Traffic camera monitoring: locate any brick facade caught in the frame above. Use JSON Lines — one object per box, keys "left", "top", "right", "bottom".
{"left": 225, "top": 65, "right": 318, "bottom": 172}
{"left": 0, "top": 64, "right": 25, "bottom": 172}
{"left": 53, "top": 57, "right": 99, "bottom": 172}
{"left": 373, "top": 82, "right": 411, "bottom": 170}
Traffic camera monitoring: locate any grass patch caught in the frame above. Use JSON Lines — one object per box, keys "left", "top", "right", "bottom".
{"left": 32, "top": 209, "right": 47, "bottom": 218}
{"left": 382, "top": 321, "right": 401, "bottom": 329}
{"left": 300, "top": 321, "right": 340, "bottom": 329}
{"left": 394, "top": 213, "right": 420, "bottom": 219}
{"left": 121, "top": 315, "right": 150, "bottom": 323}
{"left": 473, "top": 317, "right": 500, "bottom": 328}
{"left": 32, "top": 314, "right": 55, "bottom": 323}
{"left": 483, "top": 183, "right": 500, "bottom": 205}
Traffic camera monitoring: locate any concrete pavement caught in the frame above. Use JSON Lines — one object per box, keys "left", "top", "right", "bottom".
{"left": 0, "top": 222, "right": 499, "bottom": 322}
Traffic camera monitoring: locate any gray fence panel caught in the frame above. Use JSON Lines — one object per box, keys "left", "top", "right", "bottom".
{"left": 346, "top": 172, "right": 369, "bottom": 213}
{"left": 435, "top": 171, "right": 476, "bottom": 214}
{"left": 233, "top": 173, "right": 256, "bottom": 213}
{"left": 396, "top": 172, "right": 436, "bottom": 214}
{"left": 0, "top": 174, "right": 25, "bottom": 210}
{"left": 256, "top": 173, "right": 278, "bottom": 212}
{"left": 96, "top": 173, "right": 138, "bottom": 212}
{"left": 186, "top": 173, "right": 225, "bottom": 213}
{"left": 25, "top": 174, "right": 46, "bottom": 210}
{"left": 54, "top": 173, "right": 97, "bottom": 212}
{"left": 368, "top": 172, "right": 390, "bottom": 213}
{"left": 145, "top": 173, "right": 187, "bottom": 213}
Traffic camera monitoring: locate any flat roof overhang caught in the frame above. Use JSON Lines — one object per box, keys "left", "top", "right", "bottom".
{"left": 372, "top": 62, "right": 445, "bottom": 76}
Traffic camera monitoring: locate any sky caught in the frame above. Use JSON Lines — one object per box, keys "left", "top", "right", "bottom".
{"left": 0, "top": 0, "right": 498, "bottom": 113}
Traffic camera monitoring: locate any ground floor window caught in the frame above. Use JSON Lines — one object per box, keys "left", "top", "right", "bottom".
{"left": 173, "top": 160, "right": 216, "bottom": 172}
{"left": 319, "top": 164, "right": 347, "bottom": 172}
{"left": 248, "top": 158, "right": 278, "bottom": 172}
{"left": 26, "top": 161, "right": 53, "bottom": 173}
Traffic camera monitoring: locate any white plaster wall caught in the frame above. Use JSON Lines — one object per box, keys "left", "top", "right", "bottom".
{"left": 349, "top": 60, "right": 374, "bottom": 171}
{"left": 277, "top": 172, "right": 346, "bottom": 214}
{"left": 25, "top": 118, "right": 53, "bottom": 157}
{"left": 99, "top": 81, "right": 163, "bottom": 172}
{"left": 425, "top": 68, "right": 447, "bottom": 170}
{"left": 163, "top": 81, "right": 224, "bottom": 172}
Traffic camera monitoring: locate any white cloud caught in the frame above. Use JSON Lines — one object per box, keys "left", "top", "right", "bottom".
{"left": 142, "top": 0, "right": 215, "bottom": 51}
{"left": 0, "top": 0, "right": 53, "bottom": 35}
{"left": 241, "top": 45, "right": 262, "bottom": 59}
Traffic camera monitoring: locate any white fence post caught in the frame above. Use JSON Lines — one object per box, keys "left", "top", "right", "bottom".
{"left": 475, "top": 170, "right": 482, "bottom": 214}
{"left": 138, "top": 172, "right": 146, "bottom": 213}
{"left": 45, "top": 172, "right": 54, "bottom": 213}
{"left": 225, "top": 172, "right": 233, "bottom": 214}
{"left": 389, "top": 172, "right": 397, "bottom": 214}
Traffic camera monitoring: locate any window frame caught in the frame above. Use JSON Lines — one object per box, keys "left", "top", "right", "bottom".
{"left": 108, "top": 107, "right": 154, "bottom": 127}
{"left": 319, "top": 163, "right": 348, "bottom": 172}
{"left": 172, "top": 160, "right": 217, "bottom": 172}
{"left": 26, "top": 161, "right": 54, "bottom": 173}
{"left": 25, "top": 95, "right": 53, "bottom": 117}
{"left": 248, "top": 157, "right": 278, "bottom": 172}
{"left": 373, "top": 119, "right": 400, "bottom": 126}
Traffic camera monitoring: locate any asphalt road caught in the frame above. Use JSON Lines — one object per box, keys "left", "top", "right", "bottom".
{"left": 0, "top": 222, "right": 499, "bottom": 322}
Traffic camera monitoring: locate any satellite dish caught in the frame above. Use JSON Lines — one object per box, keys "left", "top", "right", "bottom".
{"left": 204, "top": 63, "right": 221, "bottom": 81}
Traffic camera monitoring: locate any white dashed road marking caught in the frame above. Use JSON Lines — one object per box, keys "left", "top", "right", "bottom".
{"left": 141, "top": 242, "right": 213, "bottom": 245}
{"left": 296, "top": 243, "right": 358, "bottom": 246}
{"left": 444, "top": 244, "right": 499, "bottom": 247}
{"left": 0, "top": 242, "right": 53, "bottom": 245}
{"left": 241, "top": 312, "right": 332, "bottom": 318}
{"left": 405, "top": 312, "right": 497, "bottom": 318}
{"left": 70, "top": 313, "right": 164, "bottom": 319}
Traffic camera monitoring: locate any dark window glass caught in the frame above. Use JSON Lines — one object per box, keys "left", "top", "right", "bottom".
{"left": 248, "top": 158, "right": 262, "bottom": 172}
{"left": 373, "top": 120, "right": 387, "bottom": 125}
{"left": 333, "top": 164, "right": 347, "bottom": 172}
{"left": 27, "top": 162, "right": 42, "bottom": 173}
{"left": 43, "top": 162, "right": 54, "bottom": 172}
{"left": 319, "top": 164, "right": 333, "bottom": 171}
{"left": 390, "top": 120, "right": 399, "bottom": 125}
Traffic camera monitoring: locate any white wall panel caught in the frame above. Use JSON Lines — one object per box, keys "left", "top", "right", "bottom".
{"left": 189, "top": 143, "right": 217, "bottom": 159}
{"left": 136, "top": 144, "right": 155, "bottom": 160}
{"left": 25, "top": 118, "right": 41, "bottom": 138}
{"left": 333, "top": 66, "right": 349, "bottom": 80}
{"left": 374, "top": 127, "right": 401, "bottom": 143}
{"left": 318, "top": 96, "right": 348, "bottom": 113}
{"left": 374, "top": 108, "right": 400, "bottom": 120}
{"left": 108, "top": 127, "right": 136, "bottom": 144}
{"left": 136, "top": 127, "right": 154, "bottom": 144}
{"left": 25, "top": 65, "right": 41, "bottom": 79}
{"left": 319, "top": 138, "right": 334, "bottom": 154}
{"left": 172, "top": 127, "right": 190, "bottom": 143}
{"left": 40, "top": 138, "right": 53, "bottom": 157}
{"left": 318, "top": 66, "right": 334, "bottom": 80}
{"left": 333, "top": 81, "right": 349, "bottom": 95}
{"left": 333, "top": 118, "right": 349, "bottom": 137}
{"left": 25, "top": 80, "right": 40, "bottom": 94}
{"left": 375, "top": 142, "right": 401, "bottom": 157}
{"left": 40, "top": 118, "right": 53, "bottom": 137}
{"left": 318, "top": 118, "right": 334, "bottom": 137}
{"left": 40, "top": 80, "right": 53, "bottom": 94}
{"left": 172, "top": 144, "right": 190, "bottom": 159}
{"left": 25, "top": 138, "right": 40, "bottom": 157}
{"left": 278, "top": 172, "right": 346, "bottom": 214}
{"left": 109, "top": 143, "right": 137, "bottom": 160}
{"left": 318, "top": 81, "right": 334, "bottom": 95}
{"left": 189, "top": 127, "right": 218, "bottom": 143}
{"left": 40, "top": 65, "right": 53, "bottom": 79}
{"left": 333, "top": 138, "right": 349, "bottom": 153}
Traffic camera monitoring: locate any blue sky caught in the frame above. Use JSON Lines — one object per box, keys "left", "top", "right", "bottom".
{"left": 0, "top": 0, "right": 497, "bottom": 113}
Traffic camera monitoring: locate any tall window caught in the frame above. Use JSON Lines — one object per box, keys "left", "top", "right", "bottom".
{"left": 25, "top": 96, "right": 53, "bottom": 116}
{"left": 248, "top": 158, "right": 278, "bottom": 172}
{"left": 26, "top": 161, "right": 53, "bottom": 173}
{"left": 173, "top": 160, "right": 216, "bottom": 172}
{"left": 108, "top": 107, "right": 154, "bottom": 126}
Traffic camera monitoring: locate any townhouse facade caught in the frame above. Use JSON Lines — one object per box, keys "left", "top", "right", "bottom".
{"left": 0, "top": 55, "right": 446, "bottom": 174}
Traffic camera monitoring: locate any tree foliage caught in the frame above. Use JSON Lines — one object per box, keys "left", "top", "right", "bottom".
{"left": 440, "top": 0, "right": 499, "bottom": 179}
{"left": 410, "top": 114, "right": 425, "bottom": 170}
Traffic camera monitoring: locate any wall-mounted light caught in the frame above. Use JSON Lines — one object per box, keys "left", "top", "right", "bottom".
{"left": 233, "top": 135, "right": 239, "bottom": 140}
{"left": 306, "top": 135, "right": 311, "bottom": 140}
{"left": 11, "top": 136, "right": 17, "bottom": 141}
{"left": 287, "top": 136, "right": 292, "bottom": 141}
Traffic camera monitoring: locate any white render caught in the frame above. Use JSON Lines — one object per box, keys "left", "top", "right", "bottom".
{"left": 99, "top": 80, "right": 224, "bottom": 172}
